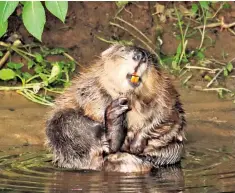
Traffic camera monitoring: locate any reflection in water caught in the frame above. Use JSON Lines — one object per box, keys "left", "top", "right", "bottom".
{"left": 0, "top": 146, "right": 185, "bottom": 193}
{"left": 47, "top": 165, "right": 184, "bottom": 193}
{"left": 1, "top": 143, "right": 235, "bottom": 193}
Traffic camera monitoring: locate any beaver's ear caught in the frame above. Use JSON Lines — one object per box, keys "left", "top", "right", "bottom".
{"left": 101, "top": 44, "right": 121, "bottom": 58}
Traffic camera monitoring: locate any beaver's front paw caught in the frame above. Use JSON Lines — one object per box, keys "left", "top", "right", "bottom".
{"left": 105, "top": 97, "right": 130, "bottom": 153}
{"left": 129, "top": 137, "right": 147, "bottom": 155}
{"left": 105, "top": 97, "right": 130, "bottom": 121}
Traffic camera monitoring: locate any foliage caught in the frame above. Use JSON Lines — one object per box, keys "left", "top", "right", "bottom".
{"left": 0, "top": 42, "right": 76, "bottom": 106}
{"left": 116, "top": 1, "right": 129, "bottom": 8}
{"left": 0, "top": 1, "right": 68, "bottom": 41}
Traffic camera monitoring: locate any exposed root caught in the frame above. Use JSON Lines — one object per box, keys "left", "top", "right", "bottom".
{"left": 0, "top": 40, "right": 22, "bottom": 69}
{"left": 195, "top": 16, "right": 235, "bottom": 36}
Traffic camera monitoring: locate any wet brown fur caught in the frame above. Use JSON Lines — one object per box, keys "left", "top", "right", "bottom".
{"left": 45, "top": 45, "right": 186, "bottom": 173}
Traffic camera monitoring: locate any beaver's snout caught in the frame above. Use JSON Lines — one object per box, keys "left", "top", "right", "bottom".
{"left": 132, "top": 48, "right": 147, "bottom": 63}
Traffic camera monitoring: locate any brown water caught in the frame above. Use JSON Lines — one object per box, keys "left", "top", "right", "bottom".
{"left": 0, "top": 88, "right": 235, "bottom": 193}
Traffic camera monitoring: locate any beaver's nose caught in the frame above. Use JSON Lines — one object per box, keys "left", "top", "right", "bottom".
{"left": 132, "top": 50, "right": 147, "bottom": 63}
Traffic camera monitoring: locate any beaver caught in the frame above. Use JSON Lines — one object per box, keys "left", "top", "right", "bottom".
{"left": 45, "top": 44, "right": 186, "bottom": 173}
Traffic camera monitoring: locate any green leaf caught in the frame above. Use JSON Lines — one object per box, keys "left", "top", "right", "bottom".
{"left": 22, "top": 1, "right": 45, "bottom": 41}
{"left": 27, "top": 60, "right": 34, "bottom": 69}
{"left": 48, "top": 62, "right": 62, "bottom": 83}
{"left": 116, "top": 1, "right": 128, "bottom": 8}
{"left": 223, "top": 68, "right": 228, "bottom": 77}
{"left": 34, "top": 65, "right": 43, "bottom": 73}
{"left": 50, "top": 48, "right": 65, "bottom": 55}
{"left": 51, "top": 62, "right": 62, "bottom": 77}
{"left": 199, "top": 1, "right": 209, "bottom": 10}
{"left": 223, "top": 3, "right": 231, "bottom": 9}
{"left": 218, "top": 89, "right": 224, "bottom": 98}
{"left": 7, "top": 62, "right": 24, "bottom": 69}
{"left": 64, "top": 81, "right": 71, "bottom": 87}
{"left": 45, "top": 1, "right": 68, "bottom": 23}
{"left": 0, "top": 1, "right": 19, "bottom": 23}
{"left": 0, "top": 51, "right": 3, "bottom": 57}
{"left": 22, "top": 72, "right": 32, "bottom": 80}
{"left": 35, "top": 53, "right": 43, "bottom": 63}
{"left": 67, "top": 61, "right": 75, "bottom": 72}
{"left": 0, "top": 68, "right": 16, "bottom": 80}
{"left": 191, "top": 3, "right": 199, "bottom": 14}
{"left": 176, "top": 42, "right": 182, "bottom": 55}
{"left": 0, "top": 20, "right": 7, "bottom": 37}
{"left": 226, "top": 62, "right": 233, "bottom": 72}
{"left": 204, "top": 75, "right": 212, "bottom": 81}
{"left": 39, "top": 72, "right": 49, "bottom": 86}
{"left": 196, "top": 50, "right": 205, "bottom": 60}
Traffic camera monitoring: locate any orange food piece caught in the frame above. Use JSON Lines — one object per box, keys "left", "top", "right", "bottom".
{"left": 130, "top": 73, "right": 139, "bottom": 83}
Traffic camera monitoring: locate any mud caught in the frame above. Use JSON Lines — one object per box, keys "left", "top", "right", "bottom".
{"left": 8, "top": 2, "right": 235, "bottom": 65}
{"left": 0, "top": 92, "right": 48, "bottom": 146}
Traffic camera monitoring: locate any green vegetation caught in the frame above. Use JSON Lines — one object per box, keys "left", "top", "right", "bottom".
{"left": 0, "top": 40, "right": 75, "bottom": 106}
{"left": 0, "top": 1, "right": 68, "bottom": 41}
{"left": 0, "top": 1, "right": 235, "bottom": 105}
{"left": 0, "top": 1, "right": 73, "bottom": 106}
{"left": 99, "top": 1, "right": 235, "bottom": 103}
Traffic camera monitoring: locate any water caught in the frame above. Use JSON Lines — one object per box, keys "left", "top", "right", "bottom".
{"left": 0, "top": 89, "right": 235, "bottom": 193}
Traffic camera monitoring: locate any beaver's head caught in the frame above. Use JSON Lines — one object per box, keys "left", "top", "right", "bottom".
{"left": 100, "top": 44, "right": 158, "bottom": 95}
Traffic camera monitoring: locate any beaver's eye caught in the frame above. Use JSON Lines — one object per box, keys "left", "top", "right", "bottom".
{"left": 120, "top": 48, "right": 125, "bottom": 52}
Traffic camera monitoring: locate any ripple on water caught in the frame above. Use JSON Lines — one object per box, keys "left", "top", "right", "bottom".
{"left": 0, "top": 145, "right": 186, "bottom": 193}
{"left": 1, "top": 142, "right": 235, "bottom": 193}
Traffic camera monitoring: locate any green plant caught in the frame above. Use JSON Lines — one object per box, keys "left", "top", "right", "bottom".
{"left": 170, "top": 6, "right": 190, "bottom": 72}
{"left": 0, "top": 41, "right": 75, "bottom": 106}
{"left": 116, "top": 1, "right": 128, "bottom": 8}
{"left": 0, "top": 1, "right": 68, "bottom": 41}
{"left": 223, "top": 62, "right": 233, "bottom": 77}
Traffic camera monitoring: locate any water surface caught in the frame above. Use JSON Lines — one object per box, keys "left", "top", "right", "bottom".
{"left": 0, "top": 89, "right": 235, "bottom": 193}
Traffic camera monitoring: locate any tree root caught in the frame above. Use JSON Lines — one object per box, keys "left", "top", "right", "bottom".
{"left": 195, "top": 16, "right": 235, "bottom": 35}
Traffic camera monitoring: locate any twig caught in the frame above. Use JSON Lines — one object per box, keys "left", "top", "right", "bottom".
{"left": 179, "top": 69, "right": 188, "bottom": 78}
{"left": 178, "top": 18, "right": 190, "bottom": 65}
{"left": 185, "top": 65, "right": 220, "bottom": 72}
{"left": 96, "top": 36, "right": 119, "bottom": 44}
{"left": 124, "top": 8, "right": 133, "bottom": 18}
{"left": 195, "top": 17, "right": 235, "bottom": 30}
{"left": 115, "top": 17, "right": 155, "bottom": 47}
{"left": 228, "top": 28, "right": 235, "bottom": 36}
{"left": 183, "top": 74, "right": 192, "bottom": 85}
{"left": 198, "top": 4, "right": 207, "bottom": 50}
{"left": 175, "top": 6, "right": 188, "bottom": 66}
{"left": 63, "top": 52, "right": 84, "bottom": 69}
{"left": 115, "top": 5, "right": 125, "bottom": 17}
{"left": 210, "top": 2, "right": 224, "bottom": 19}
{"left": 206, "top": 68, "right": 224, "bottom": 88}
{"left": 203, "top": 87, "right": 232, "bottom": 93}
{"left": 0, "top": 40, "right": 22, "bottom": 68}
{"left": 209, "top": 58, "right": 226, "bottom": 66}
{"left": 229, "top": 57, "right": 235, "bottom": 63}
{"left": 179, "top": 40, "right": 188, "bottom": 65}
{"left": 0, "top": 50, "right": 11, "bottom": 69}
{"left": 109, "top": 22, "right": 163, "bottom": 65}
{"left": 195, "top": 22, "right": 221, "bottom": 29}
